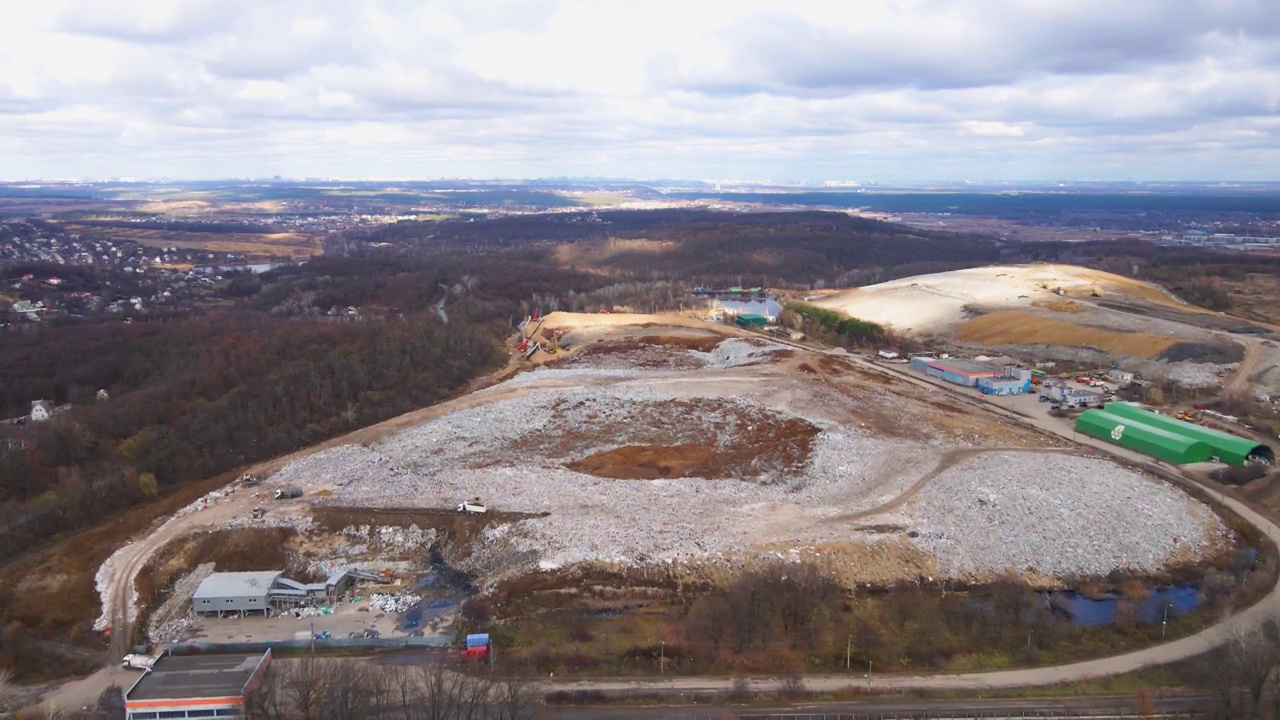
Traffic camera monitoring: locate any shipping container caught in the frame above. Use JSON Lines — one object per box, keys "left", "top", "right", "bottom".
{"left": 466, "top": 633, "right": 490, "bottom": 648}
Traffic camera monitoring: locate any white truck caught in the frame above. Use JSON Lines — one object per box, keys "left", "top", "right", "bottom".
{"left": 121, "top": 654, "right": 156, "bottom": 670}
{"left": 456, "top": 500, "right": 487, "bottom": 515}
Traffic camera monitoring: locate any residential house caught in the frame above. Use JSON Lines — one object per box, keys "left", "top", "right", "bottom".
{"left": 30, "top": 400, "right": 53, "bottom": 422}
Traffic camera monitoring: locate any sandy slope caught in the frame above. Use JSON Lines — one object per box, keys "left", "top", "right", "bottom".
{"left": 812, "top": 264, "right": 1194, "bottom": 334}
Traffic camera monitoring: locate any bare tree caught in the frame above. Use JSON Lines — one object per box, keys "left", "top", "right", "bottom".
{"left": 325, "top": 661, "right": 379, "bottom": 720}
{"left": 282, "top": 656, "right": 331, "bottom": 720}
{"left": 1202, "top": 612, "right": 1280, "bottom": 719}
{"left": 245, "top": 665, "right": 289, "bottom": 720}
{"left": 387, "top": 665, "right": 425, "bottom": 720}
{"left": 493, "top": 674, "right": 542, "bottom": 720}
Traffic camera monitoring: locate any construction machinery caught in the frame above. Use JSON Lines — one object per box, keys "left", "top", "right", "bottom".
{"left": 251, "top": 507, "right": 265, "bottom": 519}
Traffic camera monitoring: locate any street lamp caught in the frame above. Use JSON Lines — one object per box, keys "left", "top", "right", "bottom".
{"left": 1162, "top": 603, "right": 1171, "bottom": 638}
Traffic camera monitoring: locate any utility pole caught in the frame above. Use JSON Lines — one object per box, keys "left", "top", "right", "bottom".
{"left": 660, "top": 641, "right": 665, "bottom": 675}
{"left": 846, "top": 636, "right": 851, "bottom": 670}
{"left": 866, "top": 660, "right": 872, "bottom": 693}
{"left": 1162, "top": 604, "right": 1170, "bottom": 638}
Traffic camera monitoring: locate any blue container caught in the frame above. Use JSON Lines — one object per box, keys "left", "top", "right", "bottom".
{"left": 466, "top": 633, "right": 490, "bottom": 648}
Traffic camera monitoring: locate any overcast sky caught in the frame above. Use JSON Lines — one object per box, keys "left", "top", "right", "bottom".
{"left": 2, "top": 0, "right": 1278, "bottom": 182}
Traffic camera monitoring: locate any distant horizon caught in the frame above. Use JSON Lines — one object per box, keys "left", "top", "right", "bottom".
{"left": 4, "top": 177, "right": 1280, "bottom": 189}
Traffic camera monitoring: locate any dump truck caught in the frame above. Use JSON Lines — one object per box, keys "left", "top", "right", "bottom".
{"left": 456, "top": 500, "right": 487, "bottom": 515}
{"left": 274, "top": 487, "right": 304, "bottom": 500}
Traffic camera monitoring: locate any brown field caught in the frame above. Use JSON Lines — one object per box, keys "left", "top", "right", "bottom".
{"left": 956, "top": 310, "right": 1183, "bottom": 358}
{"left": 1032, "top": 299, "right": 1085, "bottom": 313}
{"left": 62, "top": 224, "right": 324, "bottom": 258}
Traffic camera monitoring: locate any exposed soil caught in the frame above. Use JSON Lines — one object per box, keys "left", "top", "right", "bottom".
{"left": 1096, "top": 300, "right": 1272, "bottom": 335}
{"left": 1032, "top": 299, "right": 1084, "bottom": 313}
{"left": 313, "top": 506, "right": 544, "bottom": 546}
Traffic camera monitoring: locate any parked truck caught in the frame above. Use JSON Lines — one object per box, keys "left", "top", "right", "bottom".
{"left": 456, "top": 500, "right": 487, "bottom": 515}
{"left": 274, "top": 487, "right": 304, "bottom": 500}
{"left": 121, "top": 654, "right": 156, "bottom": 670}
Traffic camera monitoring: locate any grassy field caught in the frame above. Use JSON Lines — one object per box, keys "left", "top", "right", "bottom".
{"left": 62, "top": 223, "right": 324, "bottom": 258}
{"left": 956, "top": 310, "right": 1182, "bottom": 358}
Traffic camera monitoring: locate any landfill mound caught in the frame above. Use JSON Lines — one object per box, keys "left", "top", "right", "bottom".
{"left": 259, "top": 333, "right": 1225, "bottom": 583}
{"left": 910, "top": 452, "right": 1225, "bottom": 578}
{"left": 812, "top": 264, "right": 1198, "bottom": 334}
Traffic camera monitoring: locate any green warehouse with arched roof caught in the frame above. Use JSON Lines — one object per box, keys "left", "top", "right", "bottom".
{"left": 1074, "top": 409, "right": 1215, "bottom": 465}
{"left": 1075, "top": 403, "right": 1274, "bottom": 466}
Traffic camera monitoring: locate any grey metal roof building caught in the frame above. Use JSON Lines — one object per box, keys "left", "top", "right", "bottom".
{"left": 193, "top": 571, "right": 283, "bottom": 617}
{"left": 125, "top": 651, "right": 272, "bottom": 719}
{"left": 193, "top": 569, "right": 366, "bottom": 617}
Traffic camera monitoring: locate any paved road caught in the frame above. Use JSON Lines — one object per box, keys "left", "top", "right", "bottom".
{"left": 551, "top": 693, "right": 1209, "bottom": 719}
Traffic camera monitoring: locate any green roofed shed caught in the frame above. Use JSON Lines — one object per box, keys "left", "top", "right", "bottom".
{"left": 1074, "top": 409, "right": 1215, "bottom": 465}
{"left": 735, "top": 313, "right": 768, "bottom": 328}
{"left": 1103, "top": 402, "right": 1273, "bottom": 466}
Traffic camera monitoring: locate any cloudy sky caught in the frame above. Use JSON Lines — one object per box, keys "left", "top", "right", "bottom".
{"left": 2, "top": 0, "right": 1278, "bottom": 182}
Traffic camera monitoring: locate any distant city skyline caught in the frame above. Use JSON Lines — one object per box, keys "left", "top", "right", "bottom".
{"left": 2, "top": 0, "right": 1278, "bottom": 182}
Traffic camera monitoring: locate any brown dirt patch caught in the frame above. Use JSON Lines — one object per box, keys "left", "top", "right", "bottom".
{"left": 1032, "top": 299, "right": 1084, "bottom": 313}
{"left": 551, "top": 399, "right": 822, "bottom": 481}
{"left": 956, "top": 310, "right": 1181, "bottom": 358}
{"left": 312, "top": 505, "right": 543, "bottom": 548}
{"left": 568, "top": 443, "right": 720, "bottom": 479}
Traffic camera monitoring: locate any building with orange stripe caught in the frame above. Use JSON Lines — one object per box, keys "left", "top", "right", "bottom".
{"left": 124, "top": 650, "right": 271, "bottom": 719}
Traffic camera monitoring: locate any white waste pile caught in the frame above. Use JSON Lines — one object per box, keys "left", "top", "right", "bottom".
{"left": 340, "top": 524, "right": 438, "bottom": 554}
{"left": 1159, "top": 361, "right": 1229, "bottom": 389}
{"left": 269, "top": 373, "right": 936, "bottom": 569}
{"left": 147, "top": 562, "right": 215, "bottom": 645}
{"left": 369, "top": 592, "right": 421, "bottom": 613}
{"left": 689, "top": 338, "right": 786, "bottom": 369}
{"left": 909, "top": 452, "right": 1224, "bottom": 578}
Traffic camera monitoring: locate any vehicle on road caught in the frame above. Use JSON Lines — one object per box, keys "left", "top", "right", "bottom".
{"left": 121, "top": 653, "right": 155, "bottom": 670}
{"left": 274, "top": 487, "right": 303, "bottom": 500}
{"left": 457, "top": 500, "right": 487, "bottom": 515}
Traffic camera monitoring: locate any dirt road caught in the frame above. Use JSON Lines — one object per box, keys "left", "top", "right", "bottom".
{"left": 43, "top": 328, "right": 1280, "bottom": 711}
{"left": 1229, "top": 336, "right": 1266, "bottom": 394}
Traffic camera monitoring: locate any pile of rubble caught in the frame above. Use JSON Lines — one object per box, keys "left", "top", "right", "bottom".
{"left": 339, "top": 524, "right": 437, "bottom": 554}
{"left": 369, "top": 592, "right": 422, "bottom": 614}
{"left": 689, "top": 338, "right": 785, "bottom": 369}
{"left": 909, "top": 452, "right": 1224, "bottom": 577}
{"left": 147, "top": 562, "right": 215, "bottom": 645}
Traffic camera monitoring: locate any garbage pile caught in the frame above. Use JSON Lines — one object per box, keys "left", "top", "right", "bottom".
{"left": 909, "top": 451, "right": 1224, "bottom": 577}
{"left": 146, "top": 562, "right": 215, "bottom": 644}
{"left": 369, "top": 592, "right": 421, "bottom": 614}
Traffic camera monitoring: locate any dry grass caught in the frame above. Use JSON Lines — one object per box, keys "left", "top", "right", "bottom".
{"left": 62, "top": 224, "right": 324, "bottom": 258}
{"left": 956, "top": 310, "right": 1182, "bottom": 358}
{"left": 552, "top": 238, "right": 674, "bottom": 268}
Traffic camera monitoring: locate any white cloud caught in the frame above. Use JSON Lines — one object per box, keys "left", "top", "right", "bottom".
{"left": 0, "top": 0, "right": 1276, "bottom": 180}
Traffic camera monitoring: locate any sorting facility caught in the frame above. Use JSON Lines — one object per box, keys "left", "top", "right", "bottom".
{"left": 1075, "top": 403, "right": 1274, "bottom": 466}
{"left": 193, "top": 570, "right": 364, "bottom": 617}
{"left": 124, "top": 650, "right": 271, "bottom": 719}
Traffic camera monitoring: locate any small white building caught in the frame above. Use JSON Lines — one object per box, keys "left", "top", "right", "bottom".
{"left": 30, "top": 400, "right": 53, "bottom": 422}
{"left": 877, "top": 350, "right": 900, "bottom": 360}
{"left": 1107, "top": 370, "right": 1135, "bottom": 385}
